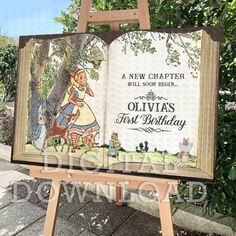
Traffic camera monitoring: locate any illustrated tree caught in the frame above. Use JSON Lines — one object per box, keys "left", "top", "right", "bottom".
{"left": 28, "top": 33, "right": 105, "bottom": 139}
{"left": 116, "top": 31, "right": 201, "bottom": 78}
{"left": 55, "top": 0, "right": 203, "bottom": 76}
{"left": 139, "top": 142, "right": 144, "bottom": 152}
{"left": 144, "top": 141, "right": 149, "bottom": 152}
{"left": 55, "top": 0, "right": 236, "bottom": 230}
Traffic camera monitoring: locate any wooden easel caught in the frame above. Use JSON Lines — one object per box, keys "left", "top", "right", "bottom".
{"left": 29, "top": 1, "right": 178, "bottom": 235}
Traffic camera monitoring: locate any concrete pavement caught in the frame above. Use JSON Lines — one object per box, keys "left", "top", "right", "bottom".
{"left": 0, "top": 144, "right": 228, "bottom": 236}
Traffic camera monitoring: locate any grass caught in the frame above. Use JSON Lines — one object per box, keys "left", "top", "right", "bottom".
{"left": 25, "top": 144, "right": 197, "bottom": 168}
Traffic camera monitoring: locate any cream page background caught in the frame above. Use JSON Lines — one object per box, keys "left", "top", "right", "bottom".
{"left": 105, "top": 31, "right": 202, "bottom": 155}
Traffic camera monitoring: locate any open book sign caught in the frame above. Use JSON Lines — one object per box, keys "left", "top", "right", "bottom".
{"left": 12, "top": 27, "right": 221, "bottom": 180}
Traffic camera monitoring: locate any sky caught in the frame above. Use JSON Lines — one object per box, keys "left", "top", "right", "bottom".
{"left": 0, "top": 0, "right": 70, "bottom": 39}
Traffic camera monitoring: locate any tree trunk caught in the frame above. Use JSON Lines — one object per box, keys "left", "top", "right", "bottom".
{"left": 28, "top": 41, "right": 50, "bottom": 141}
{"left": 46, "top": 34, "right": 94, "bottom": 117}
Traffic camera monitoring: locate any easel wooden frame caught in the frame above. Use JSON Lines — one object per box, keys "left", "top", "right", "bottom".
{"left": 27, "top": 1, "right": 178, "bottom": 235}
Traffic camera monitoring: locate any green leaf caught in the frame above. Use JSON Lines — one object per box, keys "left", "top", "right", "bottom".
{"left": 228, "top": 166, "right": 236, "bottom": 180}
{"left": 89, "top": 68, "right": 99, "bottom": 81}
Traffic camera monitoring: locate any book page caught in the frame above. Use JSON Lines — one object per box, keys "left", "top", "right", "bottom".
{"left": 25, "top": 33, "right": 108, "bottom": 168}
{"left": 105, "top": 30, "right": 202, "bottom": 173}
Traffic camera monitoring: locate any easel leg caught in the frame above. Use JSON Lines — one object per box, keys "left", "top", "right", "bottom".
{"left": 43, "top": 179, "right": 61, "bottom": 236}
{"left": 158, "top": 188, "right": 174, "bottom": 236}
{"left": 115, "top": 185, "right": 123, "bottom": 206}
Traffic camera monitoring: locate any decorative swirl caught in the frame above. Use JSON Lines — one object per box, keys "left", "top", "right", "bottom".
{"left": 129, "top": 127, "right": 171, "bottom": 133}
{"left": 134, "top": 90, "right": 167, "bottom": 101}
